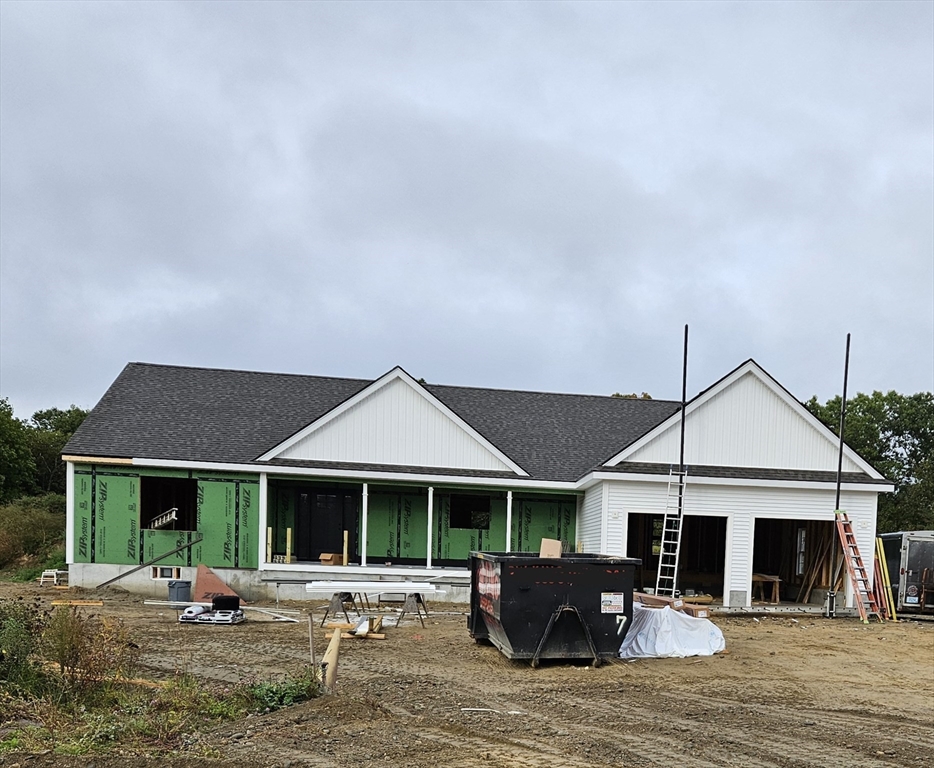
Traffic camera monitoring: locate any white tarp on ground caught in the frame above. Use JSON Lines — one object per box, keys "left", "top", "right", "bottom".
{"left": 618, "top": 604, "right": 726, "bottom": 659}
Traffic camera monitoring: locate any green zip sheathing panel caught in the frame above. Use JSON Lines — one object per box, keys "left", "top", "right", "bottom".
{"left": 511, "top": 497, "right": 576, "bottom": 553}
{"left": 366, "top": 491, "right": 429, "bottom": 562}
{"left": 435, "top": 496, "right": 507, "bottom": 561}
{"left": 363, "top": 491, "right": 577, "bottom": 563}
{"left": 72, "top": 466, "right": 258, "bottom": 569}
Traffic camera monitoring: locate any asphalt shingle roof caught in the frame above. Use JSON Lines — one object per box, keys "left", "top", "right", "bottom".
{"left": 63, "top": 362, "right": 885, "bottom": 485}
{"left": 63, "top": 362, "right": 681, "bottom": 481}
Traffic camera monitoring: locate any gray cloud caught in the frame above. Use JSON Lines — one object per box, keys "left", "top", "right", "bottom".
{"left": 1, "top": 0, "right": 931, "bottom": 418}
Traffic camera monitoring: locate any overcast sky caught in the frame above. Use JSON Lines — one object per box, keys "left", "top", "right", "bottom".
{"left": 1, "top": 0, "right": 932, "bottom": 419}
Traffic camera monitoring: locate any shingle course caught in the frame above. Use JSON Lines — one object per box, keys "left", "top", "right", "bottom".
{"left": 63, "top": 363, "right": 680, "bottom": 481}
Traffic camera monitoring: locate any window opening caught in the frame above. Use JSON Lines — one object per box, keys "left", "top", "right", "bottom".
{"left": 151, "top": 566, "right": 181, "bottom": 580}
{"left": 449, "top": 494, "right": 491, "bottom": 530}
{"left": 141, "top": 476, "right": 197, "bottom": 531}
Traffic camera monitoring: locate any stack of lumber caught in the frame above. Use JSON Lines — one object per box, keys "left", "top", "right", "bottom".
{"left": 634, "top": 592, "right": 711, "bottom": 619}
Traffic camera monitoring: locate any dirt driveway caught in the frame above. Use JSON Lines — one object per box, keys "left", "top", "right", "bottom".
{"left": 2, "top": 582, "right": 932, "bottom": 768}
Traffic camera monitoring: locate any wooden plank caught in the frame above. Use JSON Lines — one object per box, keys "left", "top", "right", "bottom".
{"left": 325, "top": 632, "right": 386, "bottom": 640}
{"left": 51, "top": 600, "right": 103, "bottom": 606}
{"left": 62, "top": 455, "right": 134, "bottom": 465}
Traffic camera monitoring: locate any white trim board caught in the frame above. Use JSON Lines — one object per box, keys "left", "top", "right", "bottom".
{"left": 126, "top": 458, "right": 573, "bottom": 490}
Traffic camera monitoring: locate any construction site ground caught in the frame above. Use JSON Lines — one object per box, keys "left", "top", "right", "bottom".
{"left": 1, "top": 581, "right": 932, "bottom": 768}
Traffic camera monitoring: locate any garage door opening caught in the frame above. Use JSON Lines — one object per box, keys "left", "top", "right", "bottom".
{"left": 627, "top": 513, "right": 726, "bottom": 600}
{"left": 752, "top": 519, "right": 836, "bottom": 605}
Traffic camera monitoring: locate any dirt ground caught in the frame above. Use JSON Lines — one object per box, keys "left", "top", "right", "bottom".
{"left": 1, "top": 581, "right": 932, "bottom": 768}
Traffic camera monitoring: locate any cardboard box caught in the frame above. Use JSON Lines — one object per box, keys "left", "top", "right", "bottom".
{"left": 679, "top": 603, "right": 710, "bottom": 619}
{"left": 319, "top": 553, "right": 344, "bottom": 566}
{"left": 539, "top": 538, "right": 563, "bottom": 558}
{"left": 634, "top": 592, "right": 685, "bottom": 610}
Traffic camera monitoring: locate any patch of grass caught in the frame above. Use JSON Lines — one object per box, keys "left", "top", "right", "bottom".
{"left": 1, "top": 595, "right": 322, "bottom": 757}
{"left": 0, "top": 494, "right": 65, "bottom": 569}
{"left": 11, "top": 548, "right": 66, "bottom": 583}
{"left": 246, "top": 666, "right": 321, "bottom": 712}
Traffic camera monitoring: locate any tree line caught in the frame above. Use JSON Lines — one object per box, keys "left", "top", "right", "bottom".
{"left": 0, "top": 398, "right": 89, "bottom": 503}
{"left": 804, "top": 390, "right": 933, "bottom": 533}
{"left": 0, "top": 390, "right": 931, "bottom": 532}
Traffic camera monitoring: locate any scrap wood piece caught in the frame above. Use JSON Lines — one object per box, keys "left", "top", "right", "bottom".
{"left": 325, "top": 632, "right": 386, "bottom": 640}
{"left": 51, "top": 600, "right": 103, "bottom": 606}
{"left": 322, "top": 628, "right": 341, "bottom": 690}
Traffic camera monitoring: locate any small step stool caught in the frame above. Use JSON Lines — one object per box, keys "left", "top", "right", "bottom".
{"left": 38, "top": 569, "right": 68, "bottom": 586}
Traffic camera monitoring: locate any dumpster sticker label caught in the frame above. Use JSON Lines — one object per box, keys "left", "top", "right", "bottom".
{"left": 601, "top": 592, "right": 625, "bottom": 613}
{"left": 477, "top": 560, "right": 501, "bottom": 618}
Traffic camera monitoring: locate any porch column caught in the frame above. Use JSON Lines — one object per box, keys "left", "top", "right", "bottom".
{"left": 506, "top": 491, "right": 513, "bottom": 552}
{"left": 65, "top": 461, "right": 75, "bottom": 564}
{"left": 257, "top": 472, "right": 268, "bottom": 567}
{"left": 361, "top": 483, "right": 368, "bottom": 567}
{"left": 426, "top": 486, "right": 434, "bottom": 568}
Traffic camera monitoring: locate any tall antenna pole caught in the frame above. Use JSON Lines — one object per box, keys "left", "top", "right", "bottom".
{"left": 678, "top": 324, "right": 688, "bottom": 513}
{"left": 835, "top": 333, "right": 851, "bottom": 511}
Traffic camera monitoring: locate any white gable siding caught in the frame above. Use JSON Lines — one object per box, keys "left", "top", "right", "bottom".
{"left": 578, "top": 485, "right": 604, "bottom": 552}
{"left": 276, "top": 377, "right": 512, "bottom": 471}
{"left": 622, "top": 371, "right": 861, "bottom": 472}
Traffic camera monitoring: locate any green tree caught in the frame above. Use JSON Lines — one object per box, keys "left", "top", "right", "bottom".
{"left": 26, "top": 406, "right": 89, "bottom": 494}
{"left": 0, "top": 397, "right": 36, "bottom": 503}
{"left": 804, "top": 391, "right": 934, "bottom": 532}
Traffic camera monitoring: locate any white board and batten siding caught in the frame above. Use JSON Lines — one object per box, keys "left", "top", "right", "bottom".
{"left": 617, "top": 369, "right": 863, "bottom": 473}
{"left": 272, "top": 375, "right": 515, "bottom": 472}
{"left": 598, "top": 478, "right": 878, "bottom": 608}
{"left": 578, "top": 484, "right": 606, "bottom": 552}
{"left": 685, "top": 483, "right": 878, "bottom": 607}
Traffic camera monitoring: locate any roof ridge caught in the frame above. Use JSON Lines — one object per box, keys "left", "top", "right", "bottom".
{"left": 127, "top": 361, "right": 371, "bottom": 384}
{"left": 427, "top": 381, "right": 680, "bottom": 403}
{"left": 127, "top": 362, "right": 680, "bottom": 403}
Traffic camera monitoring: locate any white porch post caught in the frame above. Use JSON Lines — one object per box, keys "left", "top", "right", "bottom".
{"left": 506, "top": 491, "right": 513, "bottom": 552}
{"left": 361, "top": 483, "right": 369, "bottom": 566}
{"left": 258, "top": 472, "right": 268, "bottom": 567}
{"left": 65, "top": 461, "right": 75, "bottom": 564}
{"left": 426, "top": 486, "right": 434, "bottom": 568}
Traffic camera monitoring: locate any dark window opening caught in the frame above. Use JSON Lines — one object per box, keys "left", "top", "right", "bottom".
{"left": 449, "top": 494, "right": 491, "bottom": 529}
{"left": 141, "top": 476, "right": 197, "bottom": 531}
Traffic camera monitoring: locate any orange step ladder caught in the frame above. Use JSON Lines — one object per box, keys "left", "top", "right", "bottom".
{"left": 834, "top": 511, "right": 883, "bottom": 623}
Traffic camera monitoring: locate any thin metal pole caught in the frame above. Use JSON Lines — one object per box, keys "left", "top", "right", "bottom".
{"left": 835, "top": 333, "right": 851, "bottom": 511}
{"left": 678, "top": 324, "right": 688, "bottom": 492}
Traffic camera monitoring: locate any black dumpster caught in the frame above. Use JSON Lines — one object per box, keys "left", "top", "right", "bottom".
{"left": 168, "top": 580, "right": 191, "bottom": 603}
{"left": 468, "top": 551, "right": 641, "bottom": 666}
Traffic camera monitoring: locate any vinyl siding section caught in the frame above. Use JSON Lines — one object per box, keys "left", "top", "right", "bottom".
{"left": 604, "top": 477, "right": 878, "bottom": 607}
{"left": 701, "top": 484, "right": 878, "bottom": 606}
{"left": 277, "top": 377, "right": 512, "bottom": 471}
{"left": 622, "top": 371, "right": 861, "bottom": 472}
{"left": 579, "top": 484, "right": 605, "bottom": 553}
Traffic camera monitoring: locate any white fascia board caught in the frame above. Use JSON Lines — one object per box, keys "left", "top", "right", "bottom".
{"left": 586, "top": 470, "right": 893, "bottom": 493}
{"left": 603, "top": 360, "right": 884, "bottom": 479}
{"left": 132, "top": 457, "right": 571, "bottom": 491}
{"left": 256, "top": 366, "right": 529, "bottom": 476}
